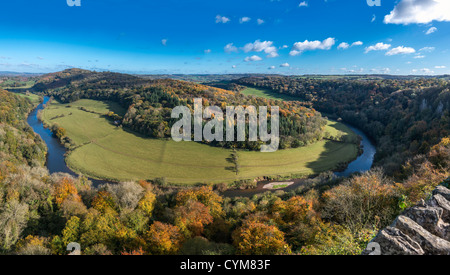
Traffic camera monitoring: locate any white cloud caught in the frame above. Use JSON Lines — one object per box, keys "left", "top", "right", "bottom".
{"left": 420, "top": 68, "right": 435, "bottom": 74}
{"left": 204, "top": 49, "right": 211, "bottom": 54}
{"left": 268, "top": 66, "right": 276, "bottom": 70}
{"left": 426, "top": 26, "right": 438, "bottom": 35}
{"left": 161, "top": 39, "right": 168, "bottom": 46}
{"left": 338, "top": 42, "right": 350, "bottom": 50}
{"left": 290, "top": 38, "right": 335, "bottom": 56}
{"left": 435, "top": 65, "right": 446, "bottom": 69}
{"left": 338, "top": 41, "right": 363, "bottom": 50}
{"left": 384, "top": 0, "right": 450, "bottom": 25}
{"left": 215, "top": 15, "right": 231, "bottom": 24}
{"left": 232, "top": 65, "right": 237, "bottom": 68}
{"left": 243, "top": 40, "right": 279, "bottom": 58}
{"left": 257, "top": 19, "right": 265, "bottom": 25}
{"left": 267, "top": 51, "right": 279, "bottom": 58}
{"left": 240, "top": 17, "right": 251, "bottom": 24}
{"left": 244, "top": 55, "right": 263, "bottom": 62}
{"left": 299, "top": 1, "right": 308, "bottom": 7}
{"left": 414, "top": 55, "right": 426, "bottom": 59}
{"left": 371, "top": 68, "right": 391, "bottom": 74}
{"left": 381, "top": 68, "right": 391, "bottom": 74}
{"left": 385, "top": 46, "right": 416, "bottom": 56}
{"left": 365, "top": 42, "right": 391, "bottom": 53}
{"left": 280, "top": 63, "right": 290, "bottom": 67}
{"left": 224, "top": 43, "right": 238, "bottom": 53}
{"left": 419, "top": 46, "right": 435, "bottom": 52}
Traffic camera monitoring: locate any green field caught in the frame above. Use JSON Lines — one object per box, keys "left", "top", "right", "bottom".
{"left": 16, "top": 92, "right": 41, "bottom": 106}
{"left": 241, "top": 87, "right": 301, "bottom": 101}
{"left": 41, "top": 99, "right": 358, "bottom": 184}
{"left": 1, "top": 80, "right": 36, "bottom": 89}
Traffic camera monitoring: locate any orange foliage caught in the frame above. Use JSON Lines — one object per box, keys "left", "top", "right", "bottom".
{"left": 144, "top": 222, "right": 184, "bottom": 255}
{"left": 175, "top": 186, "right": 223, "bottom": 218}
{"left": 271, "top": 196, "right": 315, "bottom": 226}
{"left": 121, "top": 248, "right": 145, "bottom": 255}
{"left": 232, "top": 219, "right": 291, "bottom": 255}
{"left": 53, "top": 177, "right": 81, "bottom": 206}
{"left": 174, "top": 200, "right": 213, "bottom": 237}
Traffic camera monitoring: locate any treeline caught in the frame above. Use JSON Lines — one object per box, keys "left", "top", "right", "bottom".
{"left": 236, "top": 76, "right": 450, "bottom": 176}
{"left": 35, "top": 69, "right": 328, "bottom": 151}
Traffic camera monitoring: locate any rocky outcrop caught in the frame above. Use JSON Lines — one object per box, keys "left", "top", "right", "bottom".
{"left": 363, "top": 182, "right": 450, "bottom": 255}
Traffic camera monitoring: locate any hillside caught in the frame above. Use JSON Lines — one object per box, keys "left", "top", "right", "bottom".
{"left": 0, "top": 89, "right": 46, "bottom": 166}
{"left": 235, "top": 76, "right": 450, "bottom": 177}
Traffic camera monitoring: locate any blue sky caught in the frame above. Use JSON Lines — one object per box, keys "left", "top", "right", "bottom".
{"left": 0, "top": 0, "right": 449, "bottom": 75}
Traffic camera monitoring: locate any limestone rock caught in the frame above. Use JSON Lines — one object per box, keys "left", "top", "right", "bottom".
{"left": 402, "top": 203, "right": 446, "bottom": 238}
{"left": 363, "top": 185, "right": 450, "bottom": 255}
{"left": 362, "top": 227, "right": 424, "bottom": 255}
{"left": 434, "top": 185, "right": 450, "bottom": 201}
{"left": 393, "top": 215, "right": 450, "bottom": 255}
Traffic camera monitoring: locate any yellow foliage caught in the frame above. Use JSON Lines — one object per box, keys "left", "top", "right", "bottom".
{"left": 138, "top": 191, "right": 156, "bottom": 217}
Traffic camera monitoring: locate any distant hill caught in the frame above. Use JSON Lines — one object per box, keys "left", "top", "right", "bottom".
{"left": 0, "top": 71, "right": 43, "bottom": 77}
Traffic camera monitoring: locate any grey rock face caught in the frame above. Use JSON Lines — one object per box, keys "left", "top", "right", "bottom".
{"left": 362, "top": 227, "right": 424, "bottom": 255}
{"left": 393, "top": 215, "right": 450, "bottom": 255}
{"left": 434, "top": 185, "right": 450, "bottom": 201}
{"left": 363, "top": 184, "right": 450, "bottom": 255}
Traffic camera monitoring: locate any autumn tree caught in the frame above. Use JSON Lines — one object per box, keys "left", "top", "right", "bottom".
{"left": 175, "top": 186, "right": 224, "bottom": 218}
{"left": 321, "top": 169, "right": 398, "bottom": 230}
{"left": 144, "top": 221, "right": 184, "bottom": 255}
{"left": 138, "top": 191, "right": 157, "bottom": 217}
{"left": 232, "top": 219, "right": 291, "bottom": 255}
{"left": 91, "top": 191, "right": 117, "bottom": 214}
{"left": 53, "top": 177, "right": 81, "bottom": 206}
{"left": 174, "top": 200, "right": 213, "bottom": 238}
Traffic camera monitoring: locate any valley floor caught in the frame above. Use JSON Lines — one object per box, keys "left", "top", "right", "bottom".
{"left": 41, "top": 99, "right": 359, "bottom": 184}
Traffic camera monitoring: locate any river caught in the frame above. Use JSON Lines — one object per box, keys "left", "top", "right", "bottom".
{"left": 27, "top": 96, "right": 107, "bottom": 186}
{"left": 28, "top": 96, "right": 376, "bottom": 196}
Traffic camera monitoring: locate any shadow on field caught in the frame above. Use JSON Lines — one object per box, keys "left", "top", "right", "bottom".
{"left": 304, "top": 122, "right": 356, "bottom": 175}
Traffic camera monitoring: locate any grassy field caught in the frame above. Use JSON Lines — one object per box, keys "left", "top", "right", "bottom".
{"left": 16, "top": 92, "right": 41, "bottom": 106}
{"left": 1, "top": 80, "right": 36, "bottom": 90}
{"left": 41, "top": 99, "right": 358, "bottom": 184}
{"left": 241, "top": 87, "right": 301, "bottom": 102}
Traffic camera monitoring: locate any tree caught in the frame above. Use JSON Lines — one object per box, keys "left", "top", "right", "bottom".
{"left": 91, "top": 191, "right": 117, "bottom": 214}
{"left": 53, "top": 177, "right": 81, "bottom": 206}
{"left": 144, "top": 222, "right": 184, "bottom": 255}
{"left": 0, "top": 200, "right": 29, "bottom": 251}
{"left": 321, "top": 169, "right": 397, "bottom": 230}
{"left": 174, "top": 200, "right": 213, "bottom": 238}
{"left": 270, "top": 196, "right": 314, "bottom": 226}
{"left": 175, "top": 186, "right": 224, "bottom": 218}
{"left": 231, "top": 149, "right": 240, "bottom": 175}
{"left": 232, "top": 219, "right": 291, "bottom": 255}
{"left": 61, "top": 216, "right": 81, "bottom": 247}
{"left": 138, "top": 191, "right": 157, "bottom": 217}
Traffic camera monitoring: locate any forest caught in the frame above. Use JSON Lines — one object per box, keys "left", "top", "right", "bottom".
{"left": 1, "top": 71, "right": 450, "bottom": 255}
{"left": 235, "top": 76, "right": 450, "bottom": 177}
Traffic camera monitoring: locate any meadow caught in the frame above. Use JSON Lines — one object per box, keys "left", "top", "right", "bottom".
{"left": 240, "top": 87, "right": 301, "bottom": 102}
{"left": 41, "top": 99, "right": 358, "bottom": 184}
{"left": 18, "top": 92, "right": 41, "bottom": 106}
